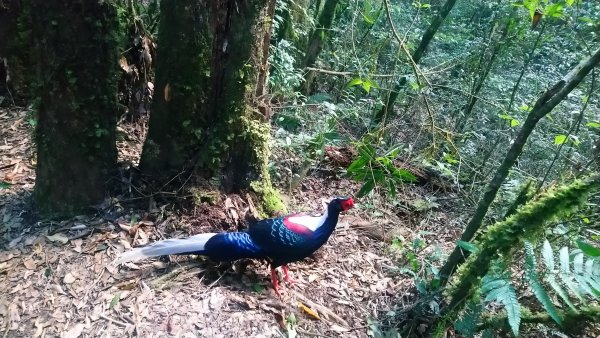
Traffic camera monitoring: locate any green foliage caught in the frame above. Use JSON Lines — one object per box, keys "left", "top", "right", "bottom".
{"left": 347, "top": 139, "right": 417, "bottom": 198}
{"left": 524, "top": 241, "right": 562, "bottom": 325}
{"left": 481, "top": 263, "right": 521, "bottom": 336}
{"left": 444, "top": 176, "right": 598, "bottom": 336}
{"left": 269, "top": 40, "right": 304, "bottom": 99}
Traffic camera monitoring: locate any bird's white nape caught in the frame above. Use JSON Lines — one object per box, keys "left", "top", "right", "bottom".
{"left": 285, "top": 209, "right": 329, "bottom": 231}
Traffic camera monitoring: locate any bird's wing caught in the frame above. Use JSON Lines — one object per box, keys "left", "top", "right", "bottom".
{"left": 247, "top": 217, "right": 314, "bottom": 249}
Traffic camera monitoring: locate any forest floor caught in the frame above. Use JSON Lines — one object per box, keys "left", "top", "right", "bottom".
{"left": 0, "top": 106, "right": 466, "bottom": 338}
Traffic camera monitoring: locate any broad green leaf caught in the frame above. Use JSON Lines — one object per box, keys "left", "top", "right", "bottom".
{"left": 542, "top": 240, "right": 555, "bottom": 272}
{"left": 0, "top": 181, "right": 12, "bottom": 189}
{"left": 586, "top": 121, "right": 600, "bottom": 129}
{"left": 510, "top": 119, "right": 520, "bottom": 127}
{"left": 347, "top": 78, "right": 364, "bottom": 88}
{"left": 577, "top": 240, "right": 600, "bottom": 257}
{"left": 356, "top": 179, "right": 375, "bottom": 198}
{"left": 554, "top": 134, "right": 568, "bottom": 145}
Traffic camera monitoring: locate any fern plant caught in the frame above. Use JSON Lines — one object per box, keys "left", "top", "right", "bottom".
{"left": 525, "top": 239, "right": 600, "bottom": 316}
{"left": 454, "top": 240, "right": 600, "bottom": 337}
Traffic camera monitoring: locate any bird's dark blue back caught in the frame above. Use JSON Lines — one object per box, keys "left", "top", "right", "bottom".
{"left": 246, "top": 217, "right": 320, "bottom": 266}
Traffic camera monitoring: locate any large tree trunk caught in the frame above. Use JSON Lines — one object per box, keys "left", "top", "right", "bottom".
{"left": 139, "top": 0, "right": 284, "bottom": 214}
{"left": 139, "top": 0, "right": 212, "bottom": 175}
{"left": 437, "top": 47, "right": 600, "bottom": 285}
{"left": 211, "top": 0, "right": 284, "bottom": 214}
{"left": 31, "top": 1, "right": 120, "bottom": 217}
{"left": 301, "top": 0, "right": 339, "bottom": 94}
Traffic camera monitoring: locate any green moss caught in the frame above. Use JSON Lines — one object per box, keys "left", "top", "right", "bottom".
{"left": 250, "top": 180, "right": 287, "bottom": 216}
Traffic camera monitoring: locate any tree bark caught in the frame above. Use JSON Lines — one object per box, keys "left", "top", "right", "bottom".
{"left": 437, "top": 47, "right": 600, "bottom": 285}
{"left": 139, "top": 0, "right": 284, "bottom": 214}
{"left": 210, "top": 0, "right": 285, "bottom": 214}
{"left": 139, "top": 0, "right": 212, "bottom": 175}
{"left": 31, "top": 1, "right": 120, "bottom": 217}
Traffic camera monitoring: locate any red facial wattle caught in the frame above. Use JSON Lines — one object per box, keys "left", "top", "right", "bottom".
{"left": 340, "top": 197, "right": 354, "bottom": 211}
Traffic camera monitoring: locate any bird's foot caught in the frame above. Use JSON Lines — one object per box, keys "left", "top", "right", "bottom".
{"left": 282, "top": 265, "right": 296, "bottom": 286}
{"left": 271, "top": 268, "right": 282, "bottom": 296}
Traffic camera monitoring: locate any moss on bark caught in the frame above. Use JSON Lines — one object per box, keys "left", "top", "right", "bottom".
{"left": 31, "top": 1, "right": 121, "bottom": 217}
{"left": 208, "top": 0, "right": 285, "bottom": 215}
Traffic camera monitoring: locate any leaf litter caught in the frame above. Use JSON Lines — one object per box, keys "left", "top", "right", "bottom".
{"left": 0, "top": 107, "right": 469, "bottom": 337}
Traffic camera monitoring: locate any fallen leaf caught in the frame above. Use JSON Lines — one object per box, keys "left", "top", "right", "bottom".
{"left": 23, "top": 259, "right": 36, "bottom": 270}
{"left": 331, "top": 324, "right": 351, "bottom": 332}
{"left": 72, "top": 239, "right": 83, "bottom": 253}
{"left": 46, "top": 233, "right": 69, "bottom": 244}
{"left": 0, "top": 252, "right": 14, "bottom": 262}
{"left": 297, "top": 301, "right": 320, "bottom": 320}
{"left": 63, "top": 273, "right": 76, "bottom": 284}
{"left": 63, "top": 323, "right": 84, "bottom": 338}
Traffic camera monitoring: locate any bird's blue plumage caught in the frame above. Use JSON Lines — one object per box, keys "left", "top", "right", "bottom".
{"left": 202, "top": 232, "right": 265, "bottom": 261}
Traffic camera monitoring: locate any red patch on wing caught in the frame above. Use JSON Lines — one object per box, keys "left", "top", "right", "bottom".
{"left": 283, "top": 218, "right": 314, "bottom": 235}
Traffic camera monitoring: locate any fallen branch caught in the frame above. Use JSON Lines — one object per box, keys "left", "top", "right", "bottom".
{"left": 291, "top": 290, "right": 349, "bottom": 327}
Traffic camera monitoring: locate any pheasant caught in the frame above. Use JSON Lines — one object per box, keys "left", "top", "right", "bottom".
{"left": 114, "top": 196, "right": 354, "bottom": 294}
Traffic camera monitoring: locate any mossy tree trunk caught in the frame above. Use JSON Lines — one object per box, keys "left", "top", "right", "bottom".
{"left": 211, "top": 0, "right": 285, "bottom": 214}
{"left": 139, "top": 0, "right": 284, "bottom": 214}
{"left": 31, "top": 1, "right": 121, "bottom": 217}
{"left": 139, "top": 0, "right": 212, "bottom": 175}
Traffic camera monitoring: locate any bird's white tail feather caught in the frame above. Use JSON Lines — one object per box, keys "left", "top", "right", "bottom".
{"left": 114, "top": 233, "right": 217, "bottom": 264}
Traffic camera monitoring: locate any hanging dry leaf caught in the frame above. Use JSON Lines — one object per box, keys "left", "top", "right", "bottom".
{"left": 297, "top": 301, "right": 321, "bottom": 320}
{"left": 164, "top": 83, "right": 171, "bottom": 102}
{"left": 46, "top": 233, "right": 69, "bottom": 244}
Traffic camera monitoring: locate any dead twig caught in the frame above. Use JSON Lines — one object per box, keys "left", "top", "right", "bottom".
{"left": 99, "top": 313, "right": 130, "bottom": 327}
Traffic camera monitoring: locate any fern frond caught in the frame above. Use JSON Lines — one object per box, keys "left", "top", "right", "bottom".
{"left": 482, "top": 272, "right": 521, "bottom": 336}
{"left": 524, "top": 241, "right": 562, "bottom": 325}
{"left": 559, "top": 246, "right": 585, "bottom": 301}
{"left": 454, "top": 299, "right": 483, "bottom": 337}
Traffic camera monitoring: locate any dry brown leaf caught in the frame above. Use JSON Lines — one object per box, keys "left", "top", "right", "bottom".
{"left": 63, "top": 323, "right": 85, "bottom": 338}
{"left": 297, "top": 301, "right": 321, "bottom": 320}
{"left": 63, "top": 273, "right": 76, "bottom": 284}
{"left": 46, "top": 233, "right": 69, "bottom": 244}
{"left": 0, "top": 252, "right": 14, "bottom": 262}
{"left": 138, "top": 220, "right": 154, "bottom": 226}
{"left": 72, "top": 239, "right": 83, "bottom": 253}
{"left": 23, "top": 258, "right": 36, "bottom": 270}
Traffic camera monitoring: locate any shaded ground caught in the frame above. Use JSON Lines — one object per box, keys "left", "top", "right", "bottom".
{"left": 0, "top": 107, "right": 464, "bottom": 337}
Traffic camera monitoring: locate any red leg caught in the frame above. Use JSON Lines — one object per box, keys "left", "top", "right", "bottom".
{"left": 282, "top": 265, "right": 296, "bottom": 285}
{"left": 270, "top": 267, "right": 281, "bottom": 295}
